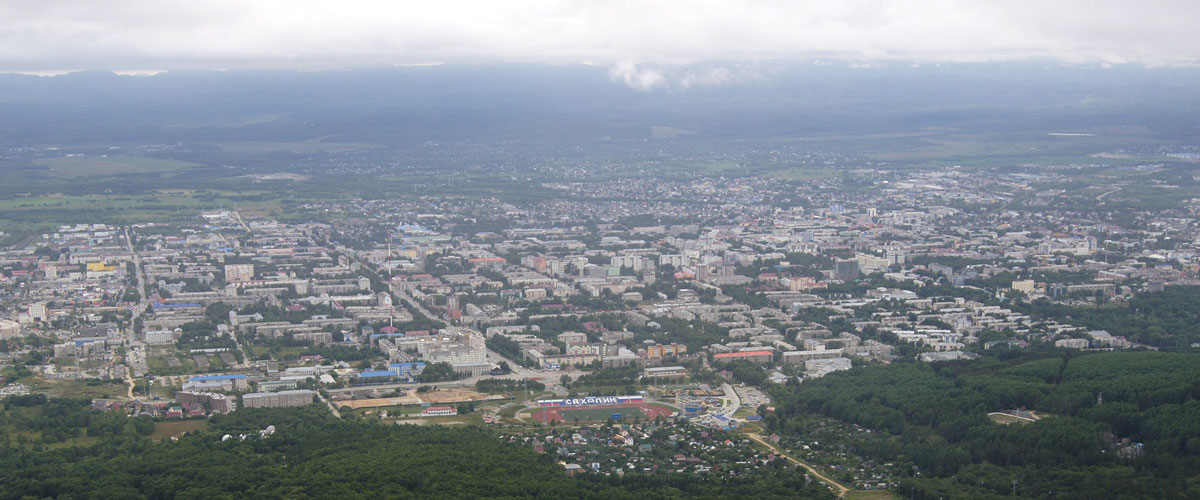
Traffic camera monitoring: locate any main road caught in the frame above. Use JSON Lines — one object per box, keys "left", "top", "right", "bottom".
{"left": 122, "top": 226, "right": 151, "bottom": 400}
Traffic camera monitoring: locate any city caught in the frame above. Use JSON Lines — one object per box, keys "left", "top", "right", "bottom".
{"left": 2, "top": 2, "right": 1200, "bottom": 499}
{"left": 3, "top": 152, "right": 1200, "bottom": 498}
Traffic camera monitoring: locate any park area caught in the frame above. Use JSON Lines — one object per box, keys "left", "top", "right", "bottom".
{"left": 527, "top": 403, "right": 675, "bottom": 424}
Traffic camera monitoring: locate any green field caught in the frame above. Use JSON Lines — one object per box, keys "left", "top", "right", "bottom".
{"left": 149, "top": 420, "right": 209, "bottom": 442}
{"left": 34, "top": 155, "right": 202, "bottom": 177}
{"left": 31, "top": 379, "right": 129, "bottom": 400}
{"left": 559, "top": 406, "right": 647, "bottom": 422}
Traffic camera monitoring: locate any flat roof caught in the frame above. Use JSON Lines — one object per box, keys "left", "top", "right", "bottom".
{"left": 713, "top": 351, "right": 773, "bottom": 358}
{"left": 190, "top": 374, "right": 247, "bottom": 381}
{"left": 357, "top": 370, "right": 399, "bottom": 378}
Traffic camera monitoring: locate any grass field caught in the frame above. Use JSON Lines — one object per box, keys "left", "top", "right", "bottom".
{"left": 733, "top": 406, "right": 759, "bottom": 418}
{"left": 34, "top": 155, "right": 202, "bottom": 177}
{"left": 388, "top": 414, "right": 483, "bottom": 426}
{"left": 560, "top": 406, "right": 647, "bottom": 422}
{"left": 33, "top": 379, "right": 129, "bottom": 400}
{"left": 147, "top": 351, "right": 197, "bottom": 376}
{"left": 0, "top": 190, "right": 285, "bottom": 244}
{"left": 150, "top": 420, "right": 208, "bottom": 442}
{"left": 244, "top": 344, "right": 310, "bottom": 363}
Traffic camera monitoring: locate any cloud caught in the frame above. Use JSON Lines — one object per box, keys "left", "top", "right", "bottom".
{"left": 608, "top": 61, "right": 668, "bottom": 91}
{"left": 0, "top": 1, "right": 1197, "bottom": 87}
{"left": 607, "top": 62, "right": 758, "bottom": 91}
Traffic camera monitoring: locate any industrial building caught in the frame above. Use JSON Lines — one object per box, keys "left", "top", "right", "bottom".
{"left": 184, "top": 374, "right": 249, "bottom": 392}
{"left": 643, "top": 366, "right": 688, "bottom": 379}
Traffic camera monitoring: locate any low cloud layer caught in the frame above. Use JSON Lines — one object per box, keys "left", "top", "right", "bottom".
{"left": 1, "top": 1, "right": 1196, "bottom": 88}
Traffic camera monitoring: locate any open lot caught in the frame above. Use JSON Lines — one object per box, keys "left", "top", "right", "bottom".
{"left": 986, "top": 411, "right": 1049, "bottom": 425}
{"left": 336, "top": 387, "right": 506, "bottom": 410}
{"left": 149, "top": 420, "right": 209, "bottom": 442}
{"left": 32, "top": 379, "right": 129, "bottom": 400}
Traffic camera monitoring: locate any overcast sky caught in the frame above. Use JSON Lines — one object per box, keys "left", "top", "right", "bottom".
{"left": 1, "top": 1, "right": 1196, "bottom": 85}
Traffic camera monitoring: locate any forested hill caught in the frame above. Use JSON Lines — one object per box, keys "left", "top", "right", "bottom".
{"left": 0, "top": 404, "right": 835, "bottom": 500}
{"left": 765, "top": 352, "right": 1200, "bottom": 499}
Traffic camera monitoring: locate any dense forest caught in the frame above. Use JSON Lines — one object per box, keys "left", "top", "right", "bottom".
{"left": 1023, "top": 286, "right": 1200, "bottom": 347}
{"left": 0, "top": 402, "right": 835, "bottom": 500}
{"left": 764, "top": 352, "right": 1200, "bottom": 499}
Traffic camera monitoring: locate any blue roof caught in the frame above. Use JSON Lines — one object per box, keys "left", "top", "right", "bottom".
{"left": 357, "top": 370, "right": 399, "bottom": 378}
{"left": 369, "top": 333, "right": 407, "bottom": 340}
{"left": 389, "top": 362, "right": 425, "bottom": 368}
{"left": 190, "top": 374, "right": 247, "bottom": 381}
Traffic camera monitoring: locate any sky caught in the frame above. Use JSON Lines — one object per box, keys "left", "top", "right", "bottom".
{"left": 1, "top": 1, "right": 1197, "bottom": 88}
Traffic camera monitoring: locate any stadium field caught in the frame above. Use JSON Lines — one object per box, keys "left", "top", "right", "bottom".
{"left": 530, "top": 403, "right": 674, "bottom": 424}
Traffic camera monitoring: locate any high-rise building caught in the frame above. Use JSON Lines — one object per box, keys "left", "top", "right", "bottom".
{"left": 178, "top": 391, "right": 237, "bottom": 414}
{"left": 28, "top": 302, "right": 48, "bottom": 322}
{"left": 834, "top": 259, "right": 859, "bottom": 281}
{"left": 224, "top": 264, "right": 255, "bottom": 283}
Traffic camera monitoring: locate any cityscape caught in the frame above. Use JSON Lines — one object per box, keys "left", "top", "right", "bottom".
{"left": 2, "top": 2, "right": 1200, "bottom": 499}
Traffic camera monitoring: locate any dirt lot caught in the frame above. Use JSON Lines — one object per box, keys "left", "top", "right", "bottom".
{"left": 337, "top": 388, "right": 506, "bottom": 409}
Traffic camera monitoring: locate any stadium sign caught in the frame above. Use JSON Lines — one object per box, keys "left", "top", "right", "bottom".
{"left": 537, "top": 395, "right": 645, "bottom": 407}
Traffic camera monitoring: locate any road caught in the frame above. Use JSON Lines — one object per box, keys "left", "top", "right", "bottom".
{"left": 393, "top": 288, "right": 438, "bottom": 321}
{"left": 122, "top": 226, "right": 150, "bottom": 400}
{"left": 747, "top": 433, "right": 850, "bottom": 498}
{"left": 317, "top": 391, "right": 342, "bottom": 418}
{"left": 123, "top": 226, "right": 148, "bottom": 307}
{"left": 720, "top": 382, "right": 742, "bottom": 418}
{"left": 231, "top": 210, "right": 252, "bottom": 232}
{"left": 125, "top": 366, "right": 136, "bottom": 399}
